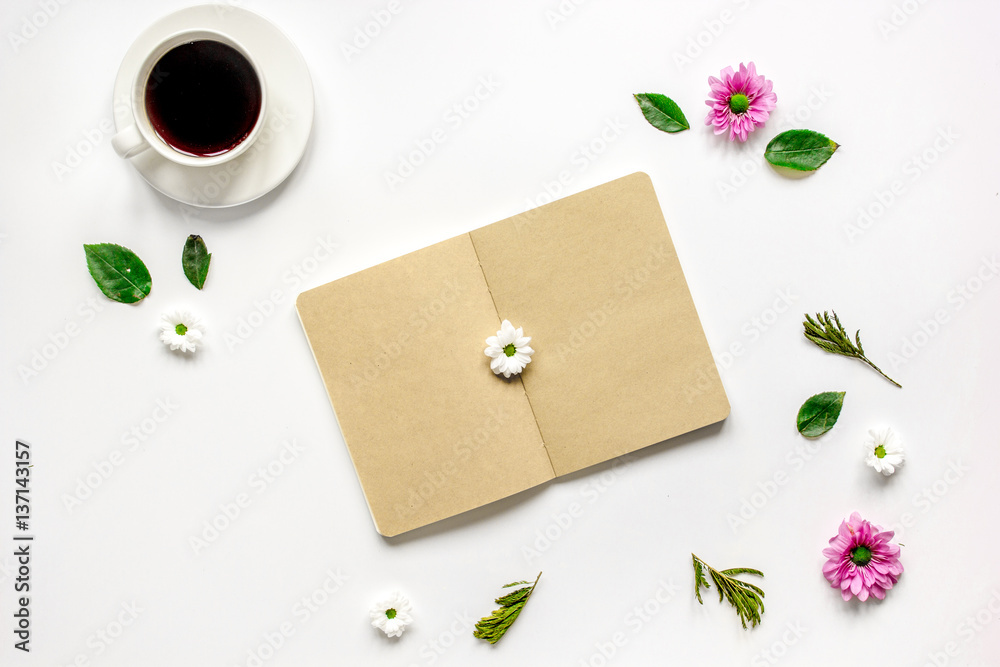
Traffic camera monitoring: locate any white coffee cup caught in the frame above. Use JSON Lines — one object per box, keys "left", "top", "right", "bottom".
{"left": 112, "top": 29, "right": 267, "bottom": 168}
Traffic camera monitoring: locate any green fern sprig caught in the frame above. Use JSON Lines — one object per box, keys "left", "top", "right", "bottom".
{"left": 692, "top": 554, "right": 765, "bottom": 629}
{"left": 473, "top": 572, "right": 542, "bottom": 644}
{"left": 803, "top": 311, "right": 901, "bottom": 387}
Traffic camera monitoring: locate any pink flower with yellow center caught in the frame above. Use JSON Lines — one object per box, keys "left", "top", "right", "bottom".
{"left": 822, "top": 512, "right": 903, "bottom": 601}
{"left": 704, "top": 62, "right": 777, "bottom": 142}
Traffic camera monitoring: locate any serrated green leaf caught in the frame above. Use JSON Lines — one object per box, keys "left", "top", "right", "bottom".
{"left": 802, "top": 311, "right": 901, "bottom": 387}
{"left": 796, "top": 391, "right": 845, "bottom": 437}
{"left": 692, "top": 554, "right": 765, "bottom": 629}
{"left": 474, "top": 573, "right": 541, "bottom": 645}
{"left": 495, "top": 587, "right": 531, "bottom": 607}
{"left": 693, "top": 557, "right": 706, "bottom": 604}
{"left": 634, "top": 93, "right": 690, "bottom": 133}
{"left": 83, "top": 243, "right": 152, "bottom": 304}
{"left": 764, "top": 129, "right": 839, "bottom": 171}
{"left": 182, "top": 234, "right": 211, "bottom": 290}
{"left": 721, "top": 568, "right": 764, "bottom": 578}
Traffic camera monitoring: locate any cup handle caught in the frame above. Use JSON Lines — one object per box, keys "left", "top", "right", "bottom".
{"left": 111, "top": 124, "right": 150, "bottom": 159}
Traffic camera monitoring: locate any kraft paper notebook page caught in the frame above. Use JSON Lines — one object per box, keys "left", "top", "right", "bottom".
{"left": 296, "top": 172, "right": 729, "bottom": 536}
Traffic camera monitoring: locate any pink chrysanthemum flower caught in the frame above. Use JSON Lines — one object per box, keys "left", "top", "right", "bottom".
{"left": 704, "top": 62, "right": 777, "bottom": 142}
{"left": 822, "top": 512, "right": 903, "bottom": 602}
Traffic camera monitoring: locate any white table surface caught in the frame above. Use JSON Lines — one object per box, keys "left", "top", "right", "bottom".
{"left": 2, "top": 1, "right": 999, "bottom": 665}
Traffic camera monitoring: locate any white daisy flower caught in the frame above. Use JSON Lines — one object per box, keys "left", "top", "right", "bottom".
{"left": 864, "top": 427, "right": 905, "bottom": 476}
{"left": 369, "top": 592, "right": 413, "bottom": 638}
{"left": 159, "top": 310, "right": 205, "bottom": 353}
{"left": 485, "top": 319, "right": 534, "bottom": 378}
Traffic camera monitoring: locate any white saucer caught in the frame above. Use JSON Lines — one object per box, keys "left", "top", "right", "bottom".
{"left": 112, "top": 5, "right": 314, "bottom": 208}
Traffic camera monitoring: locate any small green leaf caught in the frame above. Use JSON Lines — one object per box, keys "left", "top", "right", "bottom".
{"left": 764, "top": 129, "right": 839, "bottom": 171}
{"left": 796, "top": 391, "right": 845, "bottom": 437}
{"left": 182, "top": 234, "right": 211, "bottom": 290}
{"left": 721, "top": 567, "right": 765, "bottom": 578}
{"left": 83, "top": 243, "right": 152, "bottom": 303}
{"left": 634, "top": 93, "right": 690, "bottom": 133}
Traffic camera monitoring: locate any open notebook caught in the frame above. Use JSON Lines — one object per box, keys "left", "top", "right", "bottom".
{"left": 296, "top": 172, "right": 729, "bottom": 536}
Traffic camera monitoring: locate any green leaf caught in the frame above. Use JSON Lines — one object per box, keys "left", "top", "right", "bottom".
{"left": 634, "top": 93, "right": 690, "bottom": 133}
{"left": 796, "top": 391, "right": 845, "bottom": 437}
{"left": 182, "top": 234, "right": 211, "bottom": 290}
{"left": 803, "top": 311, "right": 901, "bottom": 387}
{"left": 83, "top": 243, "right": 152, "bottom": 303}
{"left": 764, "top": 129, "right": 839, "bottom": 171}
{"left": 691, "top": 554, "right": 765, "bottom": 629}
{"left": 473, "top": 573, "right": 541, "bottom": 644}
{"left": 495, "top": 587, "right": 532, "bottom": 607}
{"left": 721, "top": 567, "right": 765, "bottom": 578}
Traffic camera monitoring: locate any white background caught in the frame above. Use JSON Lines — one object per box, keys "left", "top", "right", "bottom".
{"left": 2, "top": 1, "right": 999, "bottom": 665}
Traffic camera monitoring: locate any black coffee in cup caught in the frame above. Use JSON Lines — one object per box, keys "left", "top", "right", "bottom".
{"left": 144, "top": 40, "right": 263, "bottom": 158}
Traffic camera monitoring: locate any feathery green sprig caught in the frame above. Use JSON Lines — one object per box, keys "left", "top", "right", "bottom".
{"left": 472, "top": 572, "right": 541, "bottom": 644}
{"left": 803, "top": 311, "right": 901, "bottom": 388}
{"left": 692, "top": 554, "right": 765, "bottom": 629}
